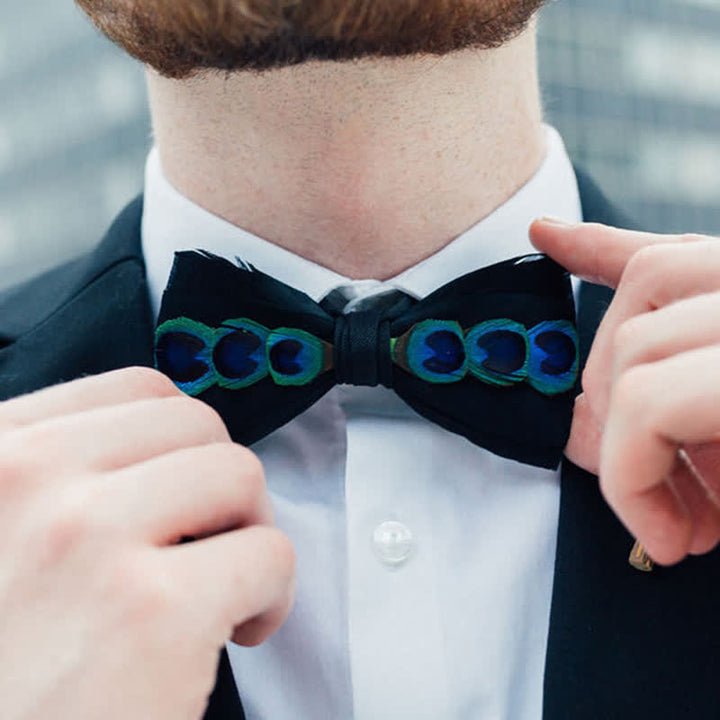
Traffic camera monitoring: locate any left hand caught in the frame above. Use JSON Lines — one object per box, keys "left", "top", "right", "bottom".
{"left": 530, "top": 219, "right": 720, "bottom": 566}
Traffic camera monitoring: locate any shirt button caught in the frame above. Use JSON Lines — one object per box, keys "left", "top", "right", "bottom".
{"left": 372, "top": 521, "right": 414, "bottom": 567}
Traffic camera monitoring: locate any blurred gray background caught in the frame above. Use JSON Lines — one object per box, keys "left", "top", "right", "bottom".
{"left": 1, "top": 0, "right": 719, "bottom": 289}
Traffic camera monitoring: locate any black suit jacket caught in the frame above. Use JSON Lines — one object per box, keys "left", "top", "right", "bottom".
{"left": 0, "top": 171, "right": 718, "bottom": 719}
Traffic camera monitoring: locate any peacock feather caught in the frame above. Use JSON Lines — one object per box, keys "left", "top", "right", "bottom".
{"left": 154, "top": 317, "right": 216, "bottom": 396}
{"left": 214, "top": 318, "right": 270, "bottom": 389}
{"left": 527, "top": 320, "right": 579, "bottom": 395}
{"left": 404, "top": 319, "right": 468, "bottom": 384}
{"left": 466, "top": 319, "right": 529, "bottom": 387}
{"left": 267, "top": 328, "right": 325, "bottom": 387}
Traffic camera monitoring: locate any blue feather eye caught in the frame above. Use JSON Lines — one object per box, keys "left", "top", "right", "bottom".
{"left": 406, "top": 320, "right": 467, "bottom": 384}
{"left": 155, "top": 318, "right": 216, "bottom": 396}
{"left": 267, "top": 328, "right": 325, "bottom": 387}
{"left": 527, "top": 320, "right": 579, "bottom": 395}
{"left": 466, "top": 319, "right": 529, "bottom": 387}
{"left": 214, "top": 319, "right": 269, "bottom": 389}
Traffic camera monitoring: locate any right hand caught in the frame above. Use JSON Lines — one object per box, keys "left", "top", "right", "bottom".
{"left": 0, "top": 367, "right": 295, "bottom": 720}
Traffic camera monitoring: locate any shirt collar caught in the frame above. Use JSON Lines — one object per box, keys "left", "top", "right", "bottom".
{"left": 142, "top": 125, "right": 581, "bottom": 318}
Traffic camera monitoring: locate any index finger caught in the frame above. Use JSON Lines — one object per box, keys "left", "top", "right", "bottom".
{"left": 529, "top": 219, "right": 705, "bottom": 288}
{"left": 168, "top": 525, "right": 296, "bottom": 647}
{"left": 0, "top": 367, "right": 181, "bottom": 428}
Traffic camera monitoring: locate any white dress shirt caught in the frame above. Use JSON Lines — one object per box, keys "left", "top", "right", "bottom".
{"left": 142, "top": 125, "right": 583, "bottom": 720}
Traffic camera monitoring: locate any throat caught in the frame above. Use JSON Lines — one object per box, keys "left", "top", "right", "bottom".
{"left": 148, "top": 33, "right": 545, "bottom": 280}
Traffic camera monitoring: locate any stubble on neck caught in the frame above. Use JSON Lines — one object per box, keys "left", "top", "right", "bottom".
{"left": 148, "top": 28, "right": 545, "bottom": 279}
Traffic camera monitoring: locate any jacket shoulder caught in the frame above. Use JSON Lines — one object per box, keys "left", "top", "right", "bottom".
{"left": 0, "top": 197, "right": 154, "bottom": 401}
{"left": 575, "top": 165, "right": 638, "bottom": 230}
{"left": 0, "top": 197, "right": 145, "bottom": 347}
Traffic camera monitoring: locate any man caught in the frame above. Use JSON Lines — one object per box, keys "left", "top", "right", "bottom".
{"left": 0, "top": 0, "right": 719, "bottom": 718}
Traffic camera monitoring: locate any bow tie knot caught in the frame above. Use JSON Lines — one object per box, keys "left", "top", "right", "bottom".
{"left": 333, "top": 309, "right": 393, "bottom": 388}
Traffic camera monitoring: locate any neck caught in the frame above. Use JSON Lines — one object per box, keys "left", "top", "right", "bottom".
{"left": 147, "top": 28, "right": 544, "bottom": 280}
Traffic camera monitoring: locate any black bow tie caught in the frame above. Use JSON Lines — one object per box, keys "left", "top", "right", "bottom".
{"left": 155, "top": 251, "right": 578, "bottom": 469}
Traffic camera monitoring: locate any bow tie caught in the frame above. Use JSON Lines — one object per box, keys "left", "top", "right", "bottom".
{"left": 155, "top": 251, "right": 578, "bottom": 469}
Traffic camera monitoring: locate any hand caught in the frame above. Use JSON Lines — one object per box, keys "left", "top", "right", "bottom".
{"left": 531, "top": 219, "right": 720, "bottom": 566}
{"left": 0, "top": 368, "right": 295, "bottom": 720}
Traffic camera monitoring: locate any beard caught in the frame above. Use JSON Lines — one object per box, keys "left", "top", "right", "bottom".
{"left": 75, "top": 0, "right": 547, "bottom": 78}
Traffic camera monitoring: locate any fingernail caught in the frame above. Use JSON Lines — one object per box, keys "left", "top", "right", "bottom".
{"left": 537, "top": 216, "right": 573, "bottom": 227}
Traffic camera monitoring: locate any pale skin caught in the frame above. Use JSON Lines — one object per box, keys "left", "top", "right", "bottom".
{"left": 1, "top": 15, "right": 719, "bottom": 719}
{"left": 0, "top": 369, "right": 295, "bottom": 719}
{"left": 147, "top": 28, "right": 545, "bottom": 280}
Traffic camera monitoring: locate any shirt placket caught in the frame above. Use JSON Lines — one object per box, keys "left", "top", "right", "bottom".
{"left": 342, "top": 387, "right": 451, "bottom": 719}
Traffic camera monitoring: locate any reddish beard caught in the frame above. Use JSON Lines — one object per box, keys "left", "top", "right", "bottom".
{"left": 75, "top": 0, "right": 547, "bottom": 78}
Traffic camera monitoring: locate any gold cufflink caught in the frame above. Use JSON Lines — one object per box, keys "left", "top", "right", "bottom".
{"left": 629, "top": 540, "right": 654, "bottom": 572}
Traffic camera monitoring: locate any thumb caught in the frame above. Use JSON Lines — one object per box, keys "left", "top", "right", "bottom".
{"left": 565, "top": 393, "right": 602, "bottom": 475}
{"left": 529, "top": 218, "right": 689, "bottom": 289}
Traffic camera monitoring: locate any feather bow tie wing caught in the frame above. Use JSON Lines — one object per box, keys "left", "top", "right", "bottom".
{"left": 156, "top": 251, "right": 336, "bottom": 446}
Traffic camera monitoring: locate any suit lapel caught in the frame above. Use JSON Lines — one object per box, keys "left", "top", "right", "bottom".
{"left": 542, "top": 172, "right": 720, "bottom": 718}
{"left": 0, "top": 197, "right": 154, "bottom": 397}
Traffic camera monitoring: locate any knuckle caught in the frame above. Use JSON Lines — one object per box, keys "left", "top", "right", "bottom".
{"left": 234, "top": 445, "right": 266, "bottom": 486}
{"left": 0, "top": 453, "right": 31, "bottom": 497}
{"left": 217, "top": 441, "right": 262, "bottom": 471}
{"left": 118, "top": 366, "right": 180, "bottom": 399}
{"left": 219, "top": 529, "right": 296, "bottom": 629}
{"left": 583, "top": 222, "right": 607, "bottom": 237}
{"left": 35, "top": 491, "right": 97, "bottom": 565}
{"left": 612, "top": 318, "right": 644, "bottom": 369}
{"left": 623, "top": 244, "right": 671, "bottom": 285}
{"left": 264, "top": 528, "right": 296, "bottom": 579}
{"left": 107, "top": 555, "right": 178, "bottom": 622}
{"left": 579, "top": 364, "right": 601, "bottom": 403}
{"left": 612, "top": 318, "right": 639, "bottom": 355}
{"left": 0, "top": 435, "right": 42, "bottom": 497}
{"left": 182, "top": 397, "right": 229, "bottom": 439}
{"left": 0, "top": 414, "right": 18, "bottom": 435}
{"left": 611, "top": 364, "right": 655, "bottom": 419}
{"left": 17, "top": 422, "right": 53, "bottom": 456}
{"left": 222, "top": 443, "right": 266, "bottom": 489}
{"left": 209, "top": 443, "right": 269, "bottom": 520}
